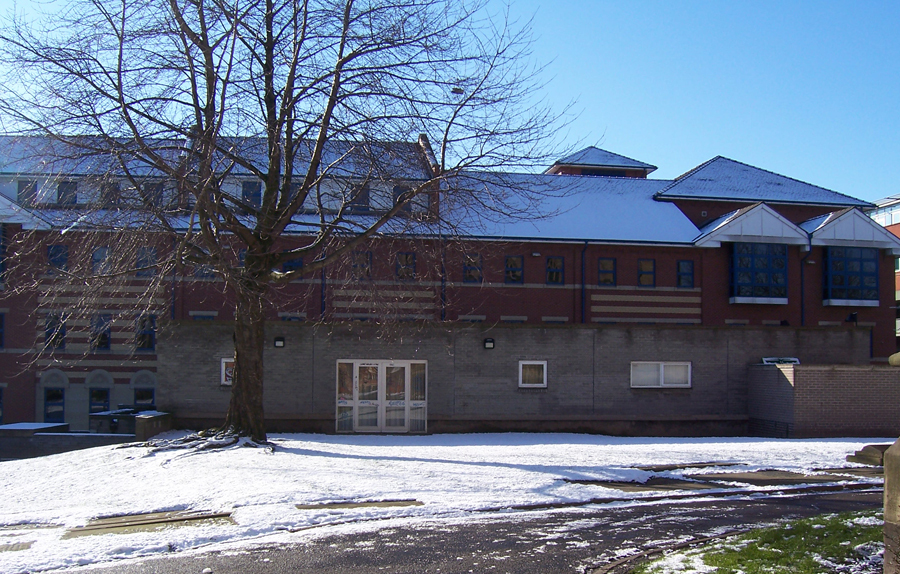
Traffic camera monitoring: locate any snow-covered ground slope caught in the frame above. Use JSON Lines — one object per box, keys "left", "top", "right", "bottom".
{"left": 0, "top": 432, "right": 889, "bottom": 572}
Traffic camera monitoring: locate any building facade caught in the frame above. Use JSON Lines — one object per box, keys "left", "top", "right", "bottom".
{"left": 0, "top": 137, "right": 898, "bottom": 436}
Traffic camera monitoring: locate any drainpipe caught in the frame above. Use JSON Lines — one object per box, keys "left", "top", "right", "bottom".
{"left": 440, "top": 238, "right": 447, "bottom": 321}
{"left": 320, "top": 264, "right": 327, "bottom": 318}
{"left": 800, "top": 234, "right": 812, "bottom": 327}
{"left": 581, "top": 241, "right": 588, "bottom": 324}
{"left": 170, "top": 237, "right": 177, "bottom": 320}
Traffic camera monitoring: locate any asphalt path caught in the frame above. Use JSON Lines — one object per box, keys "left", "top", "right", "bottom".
{"left": 63, "top": 489, "right": 883, "bottom": 574}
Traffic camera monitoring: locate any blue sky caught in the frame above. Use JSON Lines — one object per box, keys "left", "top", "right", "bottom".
{"left": 501, "top": 0, "right": 900, "bottom": 203}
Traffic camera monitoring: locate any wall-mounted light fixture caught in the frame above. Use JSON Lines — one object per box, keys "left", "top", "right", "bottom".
{"left": 483, "top": 338, "right": 495, "bottom": 350}
{"left": 274, "top": 336, "right": 285, "bottom": 348}
{"left": 845, "top": 312, "right": 858, "bottom": 324}
{"left": 531, "top": 252, "right": 541, "bottom": 257}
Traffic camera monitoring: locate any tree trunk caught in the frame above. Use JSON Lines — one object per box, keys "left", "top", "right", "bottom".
{"left": 223, "top": 286, "right": 268, "bottom": 442}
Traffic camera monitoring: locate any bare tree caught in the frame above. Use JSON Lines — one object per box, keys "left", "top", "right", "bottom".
{"left": 0, "top": 0, "right": 567, "bottom": 442}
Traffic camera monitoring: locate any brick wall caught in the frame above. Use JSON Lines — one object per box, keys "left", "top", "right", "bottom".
{"left": 158, "top": 322, "right": 873, "bottom": 435}
{"left": 792, "top": 365, "right": 900, "bottom": 437}
{"left": 750, "top": 364, "right": 900, "bottom": 437}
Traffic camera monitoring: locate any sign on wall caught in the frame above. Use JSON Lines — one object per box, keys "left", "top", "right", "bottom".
{"left": 221, "top": 358, "right": 234, "bottom": 386}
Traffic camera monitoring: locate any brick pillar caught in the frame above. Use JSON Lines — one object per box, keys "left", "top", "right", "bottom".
{"left": 885, "top": 438, "right": 900, "bottom": 574}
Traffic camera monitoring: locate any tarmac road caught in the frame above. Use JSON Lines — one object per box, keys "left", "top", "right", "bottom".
{"left": 62, "top": 489, "right": 883, "bottom": 574}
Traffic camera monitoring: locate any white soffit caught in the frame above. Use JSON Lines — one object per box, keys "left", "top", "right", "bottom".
{"left": 694, "top": 203, "right": 808, "bottom": 247}
{"left": 809, "top": 208, "right": 900, "bottom": 255}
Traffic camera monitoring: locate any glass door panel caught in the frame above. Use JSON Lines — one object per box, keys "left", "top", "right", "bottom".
{"left": 384, "top": 365, "right": 407, "bottom": 430}
{"left": 356, "top": 364, "right": 380, "bottom": 430}
{"left": 336, "top": 362, "right": 354, "bottom": 431}
{"left": 409, "top": 362, "right": 427, "bottom": 432}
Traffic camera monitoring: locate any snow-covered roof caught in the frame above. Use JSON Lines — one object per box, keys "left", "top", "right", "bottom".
{"left": 0, "top": 135, "right": 432, "bottom": 181}
{"left": 656, "top": 156, "right": 872, "bottom": 208}
{"left": 442, "top": 172, "right": 698, "bottom": 244}
{"left": 547, "top": 147, "right": 657, "bottom": 173}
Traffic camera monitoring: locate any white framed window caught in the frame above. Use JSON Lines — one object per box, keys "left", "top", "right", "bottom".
{"left": 518, "top": 361, "right": 547, "bottom": 388}
{"left": 630, "top": 361, "right": 691, "bottom": 388}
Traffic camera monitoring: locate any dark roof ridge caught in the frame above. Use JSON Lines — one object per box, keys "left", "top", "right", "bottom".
{"left": 657, "top": 155, "right": 872, "bottom": 207}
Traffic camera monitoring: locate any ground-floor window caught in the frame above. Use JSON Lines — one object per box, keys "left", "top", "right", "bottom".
{"left": 44, "top": 388, "right": 65, "bottom": 422}
{"left": 630, "top": 361, "right": 692, "bottom": 388}
{"left": 336, "top": 360, "right": 427, "bottom": 433}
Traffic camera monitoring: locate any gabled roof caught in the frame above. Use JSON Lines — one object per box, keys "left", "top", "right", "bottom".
{"left": 546, "top": 147, "right": 657, "bottom": 173}
{"left": 693, "top": 202, "right": 809, "bottom": 247}
{"left": 802, "top": 208, "right": 900, "bottom": 254}
{"left": 656, "top": 156, "right": 872, "bottom": 208}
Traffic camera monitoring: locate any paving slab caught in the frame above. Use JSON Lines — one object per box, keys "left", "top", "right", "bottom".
{"left": 817, "top": 466, "right": 884, "bottom": 478}
{"left": 564, "top": 477, "right": 718, "bottom": 492}
{"left": 0, "top": 541, "right": 33, "bottom": 552}
{"left": 690, "top": 470, "right": 853, "bottom": 486}
{"left": 634, "top": 462, "right": 740, "bottom": 472}
{"left": 63, "top": 511, "right": 234, "bottom": 539}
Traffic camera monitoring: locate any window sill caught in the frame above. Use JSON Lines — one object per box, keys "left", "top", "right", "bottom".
{"left": 823, "top": 299, "right": 879, "bottom": 307}
{"left": 729, "top": 297, "right": 788, "bottom": 305}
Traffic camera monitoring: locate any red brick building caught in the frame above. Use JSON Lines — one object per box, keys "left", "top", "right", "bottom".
{"left": 1, "top": 138, "right": 898, "bottom": 435}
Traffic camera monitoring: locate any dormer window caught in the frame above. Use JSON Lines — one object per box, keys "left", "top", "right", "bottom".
{"left": 57, "top": 181, "right": 77, "bottom": 206}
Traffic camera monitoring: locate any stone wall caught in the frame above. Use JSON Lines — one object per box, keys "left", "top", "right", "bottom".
{"left": 157, "top": 322, "right": 872, "bottom": 434}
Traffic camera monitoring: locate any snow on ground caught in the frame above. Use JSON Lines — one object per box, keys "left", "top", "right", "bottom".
{"left": 0, "top": 432, "right": 889, "bottom": 572}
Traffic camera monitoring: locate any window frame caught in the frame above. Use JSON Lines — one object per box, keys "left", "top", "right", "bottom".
{"left": 823, "top": 246, "right": 880, "bottom": 306}
{"left": 730, "top": 242, "right": 788, "bottom": 303}
{"left": 142, "top": 181, "right": 165, "bottom": 206}
{"left": 45, "top": 313, "right": 66, "bottom": 350}
{"left": 89, "top": 387, "right": 110, "bottom": 414}
{"left": 546, "top": 256, "right": 564, "bottom": 285}
{"left": 17, "top": 180, "right": 37, "bottom": 206}
{"left": 135, "top": 314, "right": 156, "bottom": 352}
{"left": 90, "top": 314, "right": 112, "bottom": 351}
{"left": 630, "top": 361, "right": 692, "bottom": 389}
{"left": 598, "top": 257, "right": 616, "bottom": 286}
{"left": 518, "top": 360, "right": 548, "bottom": 388}
{"left": 57, "top": 181, "right": 77, "bottom": 206}
{"left": 241, "top": 180, "right": 262, "bottom": 208}
{"left": 44, "top": 387, "right": 65, "bottom": 423}
{"left": 134, "top": 388, "right": 156, "bottom": 410}
{"left": 91, "top": 246, "right": 109, "bottom": 275}
{"left": 47, "top": 244, "right": 68, "bottom": 275}
{"left": 638, "top": 258, "right": 655, "bottom": 287}
{"left": 677, "top": 260, "right": 694, "bottom": 289}
{"left": 396, "top": 252, "right": 416, "bottom": 281}
{"left": 135, "top": 246, "right": 157, "bottom": 277}
{"left": 505, "top": 255, "right": 524, "bottom": 284}
{"left": 463, "top": 254, "right": 482, "bottom": 283}
{"left": 351, "top": 250, "right": 372, "bottom": 280}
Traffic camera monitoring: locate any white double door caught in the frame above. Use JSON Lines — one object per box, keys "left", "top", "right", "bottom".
{"left": 336, "top": 360, "right": 427, "bottom": 433}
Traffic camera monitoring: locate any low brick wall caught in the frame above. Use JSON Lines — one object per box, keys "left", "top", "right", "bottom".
{"left": 0, "top": 433, "right": 136, "bottom": 460}
{"left": 750, "top": 365, "right": 900, "bottom": 437}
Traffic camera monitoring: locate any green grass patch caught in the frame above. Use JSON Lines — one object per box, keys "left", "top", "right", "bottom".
{"left": 633, "top": 509, "right": 883, "bottom": 574}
